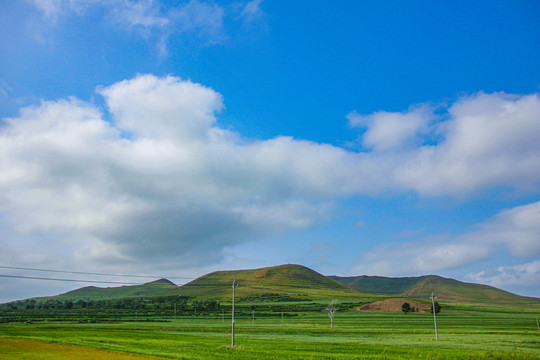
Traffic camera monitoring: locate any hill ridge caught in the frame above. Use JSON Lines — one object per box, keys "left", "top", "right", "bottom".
{"left": 160, "top": 264, "right": 366, "bottom": 301}
{"left": 329, "top": 274, "right": 540, "bottom": 308}
{"left": 8, "top": 264, "right": 539, "bottom": 309}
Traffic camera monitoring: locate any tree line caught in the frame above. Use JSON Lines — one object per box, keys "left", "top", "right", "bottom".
{"left": 1, "top": 296, "right": 222, "bottom": 313}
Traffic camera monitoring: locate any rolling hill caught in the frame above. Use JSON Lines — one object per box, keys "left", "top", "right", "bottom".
{"left": 161, "top": 264, "right": 367, "bottom": 301}
{"left": 329, "top": 274, "right": 540, "bottom": 308}
{"left": 15, "top": 265, "right": 539, "bottom": 309}
{"left": 52, "top": 278, "right": 178, "bottom": 301}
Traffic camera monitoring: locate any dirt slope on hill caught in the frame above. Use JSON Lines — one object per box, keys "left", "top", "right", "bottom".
{"left": 357, "top": 298, "right": 431, "bottom": 312}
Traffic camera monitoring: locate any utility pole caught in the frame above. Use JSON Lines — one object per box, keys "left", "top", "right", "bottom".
{"left": 536, "top": 316, "right": 539, "bottom": 331}
{"left": 174, "top": 302, "right": 176, "bottom": 316}
{"left": 431, "top": 292, "right": 438, "bottom": 340}
{"left": 252, "top": 307, "right": 255, "bottom": 325}
{"left": 231, "top": 279, "right": 238, "bottom": 347}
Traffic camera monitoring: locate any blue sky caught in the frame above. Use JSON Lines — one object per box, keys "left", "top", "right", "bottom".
{"left": 1, "top": 0, "right": 539, "bottom": 302}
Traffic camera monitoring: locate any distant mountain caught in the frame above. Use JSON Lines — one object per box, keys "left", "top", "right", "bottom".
{"left": 52, "top": 278, "right": 178, "bottom": 301}
{"left": 329, "top": 275, "right": 540, "bottom": 308}
{"left": 160, "top": 264, "right": 366, "bottom": 301}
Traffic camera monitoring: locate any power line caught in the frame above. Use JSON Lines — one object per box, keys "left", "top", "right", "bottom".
{"left": 0, "top": 274, "right": 231, "bottom": 287}
{"left": 0, "top": 274, "right": 142, "bottom": 285}
{"left": 0, "top": 265, "right": 194, "bottom": 280}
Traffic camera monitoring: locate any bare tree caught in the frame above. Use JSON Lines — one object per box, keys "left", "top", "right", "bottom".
{"left": 325, "top": 300, "right": 338, "bottom": 330}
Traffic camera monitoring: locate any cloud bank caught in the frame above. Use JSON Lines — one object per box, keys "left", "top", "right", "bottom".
{"left": 1, "top": 74, "right": 540, "bottom": 273}
{"left": 352, "top": 201, "right": 540, "bottom": 284}
{"left": 467, "top": 260, "right": 540, "bottom": 297}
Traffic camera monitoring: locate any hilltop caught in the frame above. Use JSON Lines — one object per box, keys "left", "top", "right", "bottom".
{"left": 329, "top": 274, "right": 540, "bottom": 308}
{"left": 161, "top": 264, "right": 366, "bottom": 301}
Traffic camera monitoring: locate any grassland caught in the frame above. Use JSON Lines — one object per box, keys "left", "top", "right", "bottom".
{"left": 1, "top": 303, "right": 539, "bottom": 359}
{"left": 2, "top": 265, "right": 540, "bottom": 358}
{"left": 330, "top": 275, "right": 540, "bottom": 308}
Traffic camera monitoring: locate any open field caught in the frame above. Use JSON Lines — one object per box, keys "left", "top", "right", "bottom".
{"left": 1, "top": 304, "right": 539, "bottom": 359}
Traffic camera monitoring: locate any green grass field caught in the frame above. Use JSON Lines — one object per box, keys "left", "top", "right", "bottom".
{"left": 1, "top": 304, "right": 539, "bottom": 359}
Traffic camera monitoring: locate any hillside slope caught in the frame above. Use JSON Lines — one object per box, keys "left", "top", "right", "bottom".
{"left": 52, "top": 279, "right": 178, "bottom": 301}
{"left": 329, "top": 275, "right": 540, "bottom": 308}
{"left": 162, "top": 264, "right": 366, "bottom": 301}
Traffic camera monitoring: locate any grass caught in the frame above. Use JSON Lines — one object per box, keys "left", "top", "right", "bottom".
{"left": 1, "top": 305, "right": 539, "bottom": 359}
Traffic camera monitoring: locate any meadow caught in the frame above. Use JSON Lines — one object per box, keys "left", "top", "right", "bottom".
{"left": 1, "top": 303, "right": 539, "bottom": 359}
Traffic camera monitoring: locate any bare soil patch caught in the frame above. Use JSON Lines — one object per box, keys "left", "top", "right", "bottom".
{"left": 357, "top": 298, "right": 431, "bottom": 312}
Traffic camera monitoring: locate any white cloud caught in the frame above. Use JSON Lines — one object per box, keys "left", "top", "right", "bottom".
{"left": 239, "top": 0, "right": 263, "bottom": 22}
{"left": 170, "top": 0, "right": 225, "bottom": 43}
{"left": 2, "top": 75, "right": 540, "bottom": 279}
{"left": 346, "top": 91, "right": 540, "bottom": 195}
{"left": 471, "top": 201, "right": 540, "bottom": 257}
{"left": 27, "top": 0, "right": 227, "bottom": 49}
{"left": 351, "top": 201, "right": 540, "bottom": 276}
{"left": 98, "top": 74, "right": 223, "bottom": 141}
{"left": 109, "top": 0, "right": 169, "bottom": 31}
{"left": 348, "top": 105, "right": 433, "bottom": 152}
{"left": 466, "top": 260, "right": 540, "bottom": 297}
{"left": 351, "top": 238, "right": 492, "bottom": 276}
{"left": 394, "top": 92, "right": 540, "bottom": 195}
{"left": 0, "top": 74, "right": 362, "bottom": 269}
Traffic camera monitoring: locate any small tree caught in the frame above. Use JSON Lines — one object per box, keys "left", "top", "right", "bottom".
{"left": 401, "top": 302, "right": 411, "bottom": 314}
{"left": 325, "top": 300, "right": 338, "bottom": 329}
{"left": 430, "top": 301, "right": 441, "bottom": 314}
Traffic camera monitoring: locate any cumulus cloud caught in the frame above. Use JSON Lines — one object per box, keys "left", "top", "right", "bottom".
{"left": 466, "top": 260, "right": 540, "bottom": 297}
{"left": 471, "top": 201, "right": 540, "bottom": 257}
{"left": 98, "top": 75, "right": 223, "bottom": 140}
{"left": 348, "top": 105, "right": 434, "bottom": 152}
{"left": 0, "top": 74, "right": 364, "bottom": 268}
{"left": 393, "top": 92, "right": 540, "bottom": 195}
{"left": 2, "top": 74, "right": 540, "bottom": 274}
{"left": 351, "top": 201, "right": 540, "bottom": 276}
{"left": 347, "top": 91, "right": 540, "bottom": 195}
{"left": 351, "top": 238, "right": 492, "bottom": 276}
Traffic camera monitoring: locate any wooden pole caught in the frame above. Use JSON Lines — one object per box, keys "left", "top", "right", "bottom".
{"left": 431, "top": 292, "right": 438, "bottom": 340}
{"left": 231, "top": 279, "right": 238, "bottom": 347}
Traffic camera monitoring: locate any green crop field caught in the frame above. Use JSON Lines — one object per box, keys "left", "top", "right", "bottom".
{"left": 1, "top": 303, "right": 539, "bottom": 359}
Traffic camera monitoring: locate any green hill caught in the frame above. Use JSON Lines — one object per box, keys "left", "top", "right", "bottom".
{"left": 19, "top": 265, "right": 539, "bottom": 308}
{"left": 162, "top": 264, "right": 367, "bottom": 301}
{"left": 329, "top": 275, "right": 540, "bottom": 308}
{"left": 52, "top": 278, "right": 178, "bottom": 301}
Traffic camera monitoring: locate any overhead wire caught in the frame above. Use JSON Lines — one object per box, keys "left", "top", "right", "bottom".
{"left": 0, "top": 274, "right": 142, "bottom": 285}
{"left": 0, "top": 265, "right": 194, "bottom": 280}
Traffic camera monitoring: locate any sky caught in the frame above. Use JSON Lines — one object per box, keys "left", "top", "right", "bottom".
{"left": 0, "top": 0, "right": 539, "bottom": 303}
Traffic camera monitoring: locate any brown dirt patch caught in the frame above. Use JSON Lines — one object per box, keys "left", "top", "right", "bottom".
{"left": 0, "top": 338, "right": 161, "bottom": 360}
{"left": 357, "top": 298, "right": 431, "bottom": 312}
